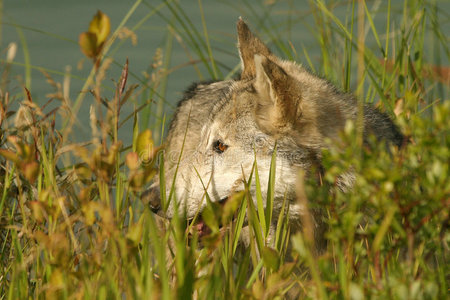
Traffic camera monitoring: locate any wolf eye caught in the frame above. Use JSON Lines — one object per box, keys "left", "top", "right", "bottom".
{"left": 213, "top": 140, "right": 228, "bottom": 153}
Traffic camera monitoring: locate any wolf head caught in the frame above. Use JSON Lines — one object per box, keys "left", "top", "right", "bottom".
{"left": 143, "top": 19, "right": 402, "bottom": 222}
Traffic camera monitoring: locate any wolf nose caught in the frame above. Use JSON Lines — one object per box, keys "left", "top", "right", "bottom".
{"left": 142, "top": 186, "right": 161, "bottom": 214}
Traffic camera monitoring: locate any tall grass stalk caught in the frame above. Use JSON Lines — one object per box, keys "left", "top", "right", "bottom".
{"left": 62, "top": 0, "right": 143, "bottom": 138}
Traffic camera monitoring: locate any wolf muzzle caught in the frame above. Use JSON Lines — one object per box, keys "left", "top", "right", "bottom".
{"left": 141, "top": 186, "right": 161, "bottom": 214}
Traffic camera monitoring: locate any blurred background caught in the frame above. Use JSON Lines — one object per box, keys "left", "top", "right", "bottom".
{"left": 2, "top": 0, "right": 449, "bottom": 145}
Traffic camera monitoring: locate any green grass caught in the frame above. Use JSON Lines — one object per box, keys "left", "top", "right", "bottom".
{"left": 1, "top": 0, "right": 449, "bottom": 299}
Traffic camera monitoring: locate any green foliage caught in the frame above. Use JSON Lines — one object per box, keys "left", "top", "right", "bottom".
{"left": 0, "top": 0, "right": 448, "bottom": 299}
{"left": 296, "top": 99, "right": 449, "bottom": 299}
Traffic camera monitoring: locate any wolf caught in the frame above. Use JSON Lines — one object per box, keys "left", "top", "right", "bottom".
{"left": 142, "top": 19, "right": 403, "bottom": 242}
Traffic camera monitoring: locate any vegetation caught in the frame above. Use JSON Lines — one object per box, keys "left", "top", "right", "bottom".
{"left": 1, "top": 0, "right": 448, "bottom": 299}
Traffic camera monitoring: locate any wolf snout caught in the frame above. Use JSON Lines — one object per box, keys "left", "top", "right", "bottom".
{"left": 141, "top": 186, "right": 161, "bottom": 214}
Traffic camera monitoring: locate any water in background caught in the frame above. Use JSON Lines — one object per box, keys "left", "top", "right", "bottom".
{"left": 2, "top": 0, "right": 449, "bottom": 145}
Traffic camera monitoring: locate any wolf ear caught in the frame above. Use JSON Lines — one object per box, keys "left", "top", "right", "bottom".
{"left": 253, "top": 55, "right": 302, "bottom": 132}
{"left": 237, "top": 19, "right": 272, "bottom": 79}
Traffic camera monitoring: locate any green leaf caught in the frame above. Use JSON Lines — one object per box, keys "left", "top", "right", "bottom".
{"left": 222, "top": 191, "right": 245, "bottom": 225}
{"left": 262, "top": 246, "right": 280, "bottom": 270}
{"left": 265, "top": 144, "right": 277, "bottom": 234}
{"left": 201, "top": 200, "right": 219, "bottom": 233}
{"left": 232, "top": 193, "right": 248, "bottom": 255}
{"left": 254, "top": 160, "right": 266, "bottom": 236}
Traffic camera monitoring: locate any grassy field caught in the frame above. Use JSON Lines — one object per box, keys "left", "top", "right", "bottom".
{"left": 1, "top": 0, "right": 449, "bottom": 299}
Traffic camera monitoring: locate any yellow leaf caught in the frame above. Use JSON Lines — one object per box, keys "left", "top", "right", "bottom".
{"left": 126, "top": 215, "right": 145, "bottom": 245}
{"left": 30, "top": 201, "right": 46, "bottom": 223}
{"left": 21, "top": 143, "right": 35, "bottom": 161}
{"left": 21, "top": 161, "right": 39, "bottom": 183}
{"left": 88, "top": 10, "right": 111, "bottom": 45}
{"left": 126, "top": 152, "right": 140, "bottom": 170}
{"left": 129, "top": 170, "right": 145, "bottom": 189}
{"left": 105, "top": 142, "right": 122, "bottom": 165}
{"left": 75, "top": 164, "right": 92, "bottom": 182}
{"left": 143, "top": 168, "right": 157, "bottom": 184}
{"left": 49, "top": 268, "right": 64, "bottom": 289}
{"left": 136, "top": 129, "right": 155, "bottom": 164}
{"left": 82, "top": 202, "right": 96, "bottom": 226}
{"left": 78, "top": 32, "right": 98, "bottom": 58}
{"left": 0, "top": 149, "right": 19, "bottom": 163}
